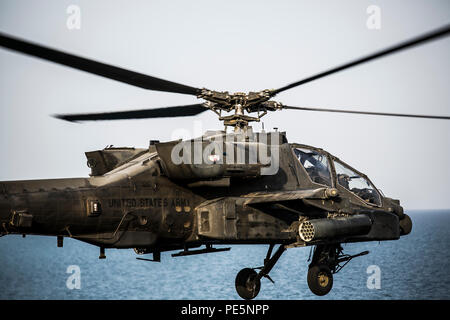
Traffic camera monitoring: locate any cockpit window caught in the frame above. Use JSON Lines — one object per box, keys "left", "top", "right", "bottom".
{"left": 333, "top": 160, "right": 381, "bottom": 206}
{"left": 294, "top": 148, "right": 332, "bottom": 187}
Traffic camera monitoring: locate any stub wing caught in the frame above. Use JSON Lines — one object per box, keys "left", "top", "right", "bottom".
{"left": 242, "top": 187, "right": 336, "bottom": 206}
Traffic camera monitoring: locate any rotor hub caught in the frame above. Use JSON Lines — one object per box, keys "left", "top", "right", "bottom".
{"left": 199, "top": 89, "right": 282, "bottom": 128}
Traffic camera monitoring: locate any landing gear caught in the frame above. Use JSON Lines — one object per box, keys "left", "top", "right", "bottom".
{"left": 307, "top": 244, "right": 369, "bottom": 296}
{"left": 307, "top": 264, "right": 333, "bottom": 296}
{"left": 234, "top": 244, "right": 286, "bottom": 300}
{"left": 235, "top": 268, "right": 261, "bottom": 300}
{"left": 234, "top": 243, "right": 368, "bottom": 299}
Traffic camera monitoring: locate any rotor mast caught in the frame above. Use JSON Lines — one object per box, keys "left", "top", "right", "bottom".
{"left": 198, "top": 89, "right": 283, "bottom": 130}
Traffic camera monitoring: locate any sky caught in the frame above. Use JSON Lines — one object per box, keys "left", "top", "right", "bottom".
{"left": 0, "top": 0, "right": 449, "bottom": 210}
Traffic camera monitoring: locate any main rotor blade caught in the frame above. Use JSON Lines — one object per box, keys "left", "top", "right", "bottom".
{"left": 283, "top": 106, "right": 450, "bottom": 120}
{"left": 0, "top": 32, "right": 201, "bottom": 95}
{"left": 54, "top": 104, "right": 209, "bottom": 122}
{"left": 273, "top": 24, "right": 450, "bottom": 96}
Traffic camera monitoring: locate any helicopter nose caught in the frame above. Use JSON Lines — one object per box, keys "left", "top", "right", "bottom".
{"left": 399, "top": 214, "right": 412, "bottom": 236}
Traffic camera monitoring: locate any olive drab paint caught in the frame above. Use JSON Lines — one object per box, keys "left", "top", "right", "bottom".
{"left": 0, "top": 128, "right": 412, "bottom": 299}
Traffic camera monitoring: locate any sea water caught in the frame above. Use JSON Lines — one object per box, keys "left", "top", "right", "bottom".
{"left": 0, "top": 210, "right": 448, "bottom": 300}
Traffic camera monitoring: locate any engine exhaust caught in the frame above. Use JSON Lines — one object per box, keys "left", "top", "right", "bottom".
{"left": 298, "top": 214, "right": 372, "bottom": 242}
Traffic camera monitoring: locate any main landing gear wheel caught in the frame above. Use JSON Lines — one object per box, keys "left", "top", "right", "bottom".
{"left": 234, "top": 244, "right": 286, "bottom": 300}
{"left": 307, "top": 264, "right": 333, "bottom": 296}
{"left": 235, "top": 268, "right": 261, "bottom": 300}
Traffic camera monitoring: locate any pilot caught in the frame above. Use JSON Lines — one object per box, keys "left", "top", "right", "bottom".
{"left": 337, "top": 173, "right": 350, "bottom": 189}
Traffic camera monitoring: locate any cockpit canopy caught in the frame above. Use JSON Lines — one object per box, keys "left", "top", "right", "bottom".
{"left": 293, "top": 146, "right": 382, "bottom": 206}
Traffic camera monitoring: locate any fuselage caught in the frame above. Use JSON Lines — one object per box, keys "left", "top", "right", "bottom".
{"left": 0, "top": 131, "right": 411, "bottom": 254}
{"left": 0, "top": 151, "right": 203, "bottom": 248}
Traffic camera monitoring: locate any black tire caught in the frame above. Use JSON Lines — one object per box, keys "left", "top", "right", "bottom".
{"left": 235, "top": 268, "right": 261, "bottom": 300}
{"left": 307, "top": 264, "right": 333, "bottom": 296}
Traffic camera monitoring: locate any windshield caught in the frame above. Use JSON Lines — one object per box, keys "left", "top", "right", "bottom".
{"left": 293, "top": 147, "right": 332, "bottom": 187}
{"left": 333, "top": 160, "right": 381, "bottom": 206}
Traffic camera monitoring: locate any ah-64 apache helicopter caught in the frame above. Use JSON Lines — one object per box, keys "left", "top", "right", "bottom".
{"left": 0, "top": 24, "right": 449, "bottom": 299}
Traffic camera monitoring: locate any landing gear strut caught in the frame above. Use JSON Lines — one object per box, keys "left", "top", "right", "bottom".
{"left": 307, "top": 244, "right": 369, "bottom": 296}
{"left": 235, "top": 244, "right": 286, "bottom": 300}
{"left": 234, "top": 243, "right": 368, "bottom": 299}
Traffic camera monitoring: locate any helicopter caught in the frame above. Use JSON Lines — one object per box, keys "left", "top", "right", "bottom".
{"left": 0, "top": 24, "right": 449, "bottom": 300}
